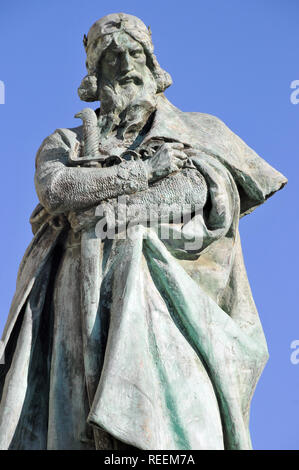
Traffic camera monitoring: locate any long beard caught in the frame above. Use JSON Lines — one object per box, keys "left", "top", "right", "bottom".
{"left": 98, "top": 73, "right": 157, "bottom": 141}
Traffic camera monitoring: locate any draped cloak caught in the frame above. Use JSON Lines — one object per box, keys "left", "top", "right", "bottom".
{"left": 0, "top": 95, "right": 287, "bottom": 450}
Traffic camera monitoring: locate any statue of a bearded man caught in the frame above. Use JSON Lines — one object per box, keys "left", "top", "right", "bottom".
{"left": 0, "top": 13, "right": 287, "bottom": 450}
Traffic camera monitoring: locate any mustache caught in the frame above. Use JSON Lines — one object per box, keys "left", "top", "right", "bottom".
{"left": 118, "top": 72, "right": 143, "bottom": 86}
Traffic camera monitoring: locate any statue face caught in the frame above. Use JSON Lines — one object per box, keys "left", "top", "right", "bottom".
{"left": 96, "top": 30, "right": 157, "bottom": 139}
{"left": 99, "top": 31, "right": 147, "bottom": 87}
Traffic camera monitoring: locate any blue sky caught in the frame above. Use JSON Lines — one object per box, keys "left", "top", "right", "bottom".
{"left": 0, "top": 0, "right": 298, "bottom": 450}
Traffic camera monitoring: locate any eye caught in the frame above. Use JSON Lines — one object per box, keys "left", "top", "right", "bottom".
{"left": 130, "top": 50, "right": 143, "bottom": 58}
{"left": 105, "top": 52, "right": 117, "bottom": 65}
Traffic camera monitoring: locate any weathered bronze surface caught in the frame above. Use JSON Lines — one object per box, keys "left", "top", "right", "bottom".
{"left": 0, "top": 13, "right": 287, "bottom": 450}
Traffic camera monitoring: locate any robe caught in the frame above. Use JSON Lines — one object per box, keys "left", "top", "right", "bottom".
{"left": 0, "top": 94, "right": 287, "bottom": 450}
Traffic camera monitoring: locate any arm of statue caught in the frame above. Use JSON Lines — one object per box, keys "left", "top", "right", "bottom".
{"left": 68, "top": 164, "right": 207, "bottom": 233}
{"left": 120, "top": 165, "right": 207, "bottom": 226}
{"left": 34, "top": 130, "right": 186, "bottom": 215}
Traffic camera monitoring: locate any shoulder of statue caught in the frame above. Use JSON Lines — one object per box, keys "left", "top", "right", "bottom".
{"left": 40, "top": 125, "right": 83, "bottom": 149}
{"left": 157, "top": 94, "right": 233, "bottom": 139}
{"left": 54, "top": 125, "right": 84, "bottom": 147}
{"left": 181, "top": 110, "right": 232, "bottom": 136}
{"left": 35, "top": 125, "right": 83, "bottom": 167}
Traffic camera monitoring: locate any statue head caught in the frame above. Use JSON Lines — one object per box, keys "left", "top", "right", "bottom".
{"left": 78, "top": 13, "right": 172, "bottom": 139}
{"left": 78, "top": 13, "right": 172, "bottom": 103}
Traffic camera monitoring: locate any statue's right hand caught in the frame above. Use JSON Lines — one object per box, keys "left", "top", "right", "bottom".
{"left": 145, "top": 142, "right": 187, "bottom": 183}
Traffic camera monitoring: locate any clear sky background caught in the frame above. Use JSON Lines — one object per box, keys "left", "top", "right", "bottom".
{"left": 0, "top": 0, "right": 298, "bottom": 450}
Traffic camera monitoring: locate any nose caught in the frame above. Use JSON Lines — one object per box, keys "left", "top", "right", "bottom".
{"left": 120, "top": 51, "right": 133, "bottom": 74}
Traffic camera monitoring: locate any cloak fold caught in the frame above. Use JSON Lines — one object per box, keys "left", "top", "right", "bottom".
{"left": 0, "top": 95, "right": 286, "bottom": 449}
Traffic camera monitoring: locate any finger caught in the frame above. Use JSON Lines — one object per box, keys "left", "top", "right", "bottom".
{"left": 168, "top": 142, "right": 184, "bottom": 150}
{"left": 172, "top": 157, "right": 185, "bottom": 168}
{"left": 161, "top": 142, "right": 184, "bottom": 151}
{"left": 172, "top": 150, "right": 188, "bottom": 160}
{"left": 184, "top": 149, "right": 200, "bottom": 157}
